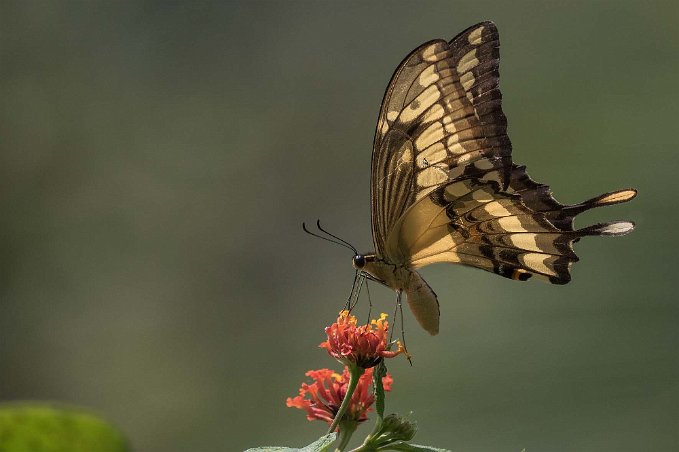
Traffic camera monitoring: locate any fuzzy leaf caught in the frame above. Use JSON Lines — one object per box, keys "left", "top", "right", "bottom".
{"left": 245, "top": 433, "right": 337, "bottom": 452}
{"left": 386, "top": 443, "right": 450, "bottom": 452}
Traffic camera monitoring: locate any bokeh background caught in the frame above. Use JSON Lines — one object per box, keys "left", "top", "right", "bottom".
{"left": 1, "top": 1, "right": 677, "bottom": 451}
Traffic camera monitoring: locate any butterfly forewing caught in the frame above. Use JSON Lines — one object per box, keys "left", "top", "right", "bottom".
{"left": 371, "top": 22, "right": 511, "bottom": 259}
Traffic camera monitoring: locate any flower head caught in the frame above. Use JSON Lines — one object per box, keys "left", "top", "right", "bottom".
{"left": 320, "top": 310, "right": 404, "bottom": 368}
{"left": 286, "top": 366, "right": 393, "bottom": 424}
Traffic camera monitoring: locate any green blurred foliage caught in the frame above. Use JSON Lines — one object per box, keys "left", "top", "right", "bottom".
{"left": 1, "top": 1, "right": 677, "bottom": 452}
{"left": 0, "top": 404, "right": 128, "bottom": 452}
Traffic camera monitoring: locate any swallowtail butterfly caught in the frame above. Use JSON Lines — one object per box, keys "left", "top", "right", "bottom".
{"left": 339, "top": 21, "right": 636, "bottom": 335}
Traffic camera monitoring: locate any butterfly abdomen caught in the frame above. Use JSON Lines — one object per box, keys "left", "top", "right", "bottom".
{"left": 404, "top": 272, "right": 440, "bottom": 335}
{"left": 362, "top": 258, "right": 441, "bottom": 335}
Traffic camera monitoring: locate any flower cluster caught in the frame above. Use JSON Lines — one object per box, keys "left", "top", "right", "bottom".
{"left": 286, "top": 366, "right": 393, "bottom": 425}
{"left": 287, "top": 309, "right": 408, "bottom": 446}
{"left": 320, "top": 310, "right": 404, "bottom": 368}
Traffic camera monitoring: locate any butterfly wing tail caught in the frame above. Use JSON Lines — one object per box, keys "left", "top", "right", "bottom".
{"left": 405, "top": 272, "right": 440, "bottom": 335}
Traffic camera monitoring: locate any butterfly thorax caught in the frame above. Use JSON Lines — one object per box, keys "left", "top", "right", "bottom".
{"left": 353, "top": 253, "right": 413, "bottom": 292}
{"left": 353, "top": 252, "right": 440, "bottom": 334}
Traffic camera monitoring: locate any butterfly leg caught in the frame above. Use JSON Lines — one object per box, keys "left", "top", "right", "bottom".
{"left": 347, "top": 271, "right": 385, "bottom": 311}
{"left": 351, "top": 273, "right": 366, "bottom": 311}
{"left": 364, "top": 280, "right": 373, "bottom": 327}
{"left": 363, "top": 272, "right": 388, "bottom": 287}
{"left": 344, "top": 270, "right": 359, "bottom": 310}
{"left": 391, "top": 290, "right": 412, "bottom": 365}
{"left": 345, "top": 271, "right": 366, "bottom": 312}
{"left": 389, "top": 293, "right": 399, "bottom": 344}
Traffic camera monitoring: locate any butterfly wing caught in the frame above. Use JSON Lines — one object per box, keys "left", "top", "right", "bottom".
{"left": 371, "top": 21, "right": 511, "bottom": 260}
{"left": 371, "top": 21, "right": 636, "bottom": 283}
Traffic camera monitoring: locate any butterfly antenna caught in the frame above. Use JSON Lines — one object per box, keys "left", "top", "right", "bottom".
{"left": 316, "top": 220, "right": 358, "bottom": 254}
{"left": 302, "top": 222, "right": 356, "bottom": 253}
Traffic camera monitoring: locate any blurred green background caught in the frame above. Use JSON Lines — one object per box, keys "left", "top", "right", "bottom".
{"left": 1, "top": 1, "right": 677, "bottom": 451}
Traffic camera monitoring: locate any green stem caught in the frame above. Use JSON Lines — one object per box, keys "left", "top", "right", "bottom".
{"left": 367, "top": 362, "right": 387, "bottom": 438}
{"left": 334, "top": 420, "right": 358, "bottom": 451}
{"left": 327, "top": 365, "right": 364, "bottom": 435}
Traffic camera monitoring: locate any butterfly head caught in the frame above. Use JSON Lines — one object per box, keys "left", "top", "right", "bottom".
{"left": 352, "top": 253, "right": 378, "bottom": 270}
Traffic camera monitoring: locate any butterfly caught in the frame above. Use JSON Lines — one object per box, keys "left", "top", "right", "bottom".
{"left": 311, "top": 21, "right": 637, "bottom": 336}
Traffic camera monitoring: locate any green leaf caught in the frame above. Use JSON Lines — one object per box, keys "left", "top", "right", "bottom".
{"left": 385, "top": 443, "right": 450, "bottom": 452}
{"left": 245, "top": 433, "right": 337, "bottom": 452}
{"left": 373, "top": 362, "right": 387, "bottom": 420}
{"left": 245, "top": 446, "right": 290, "bottom": 452}
{"left": 244, "top": 448, "right": 291, "bottom": 451}
{"left": 0, "top": 403, "right": 129, "bottom": 452}
{"left": 299, "top": 434, "right": 338, "bottom": 452}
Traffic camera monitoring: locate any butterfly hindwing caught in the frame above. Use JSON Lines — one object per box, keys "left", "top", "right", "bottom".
{"left": 387, "top": 164, "right": 635, "bottom": 283}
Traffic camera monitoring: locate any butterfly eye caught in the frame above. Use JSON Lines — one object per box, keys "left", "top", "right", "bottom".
{"left": 353, "top": 255, "right": 366, "bottom": 269}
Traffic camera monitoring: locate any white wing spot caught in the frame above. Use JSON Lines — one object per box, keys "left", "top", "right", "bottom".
{"left": 597, "top": 190, "right": 637, "bottom": 205}
{"left": 598, "top": 222, "right": 635, "bottom": 235}
{"left": 484, "top": 201, "right": 513, "bottom": 217}
{"left": 461, "top": 72, "right": 475, "bottom": 91}
{"left": 497, "top": 216, "right": 526, "bottom": 232}
{"left": 421, "top": 103, "right": 445, "bottom": 123}
{"left": 415, "top": 122, "right": 444, "bottom": 151}
{"left": 400, "top": 85, "right": 441, "bottom": 123}
{"left": 509, "top": 233, "right": 541, "bottom": 252}
{"left": 457, "top": 49, "right": 479, "bottom": 74}
{"left": 521, "top": 253, "right": 557, "bottom": 276}
{"left": 419, "top": 65, "right": 440, "bottom": 87}
{"left": 446, "top": 136, "right": 466, "bottom": 155}
{"left": 422, "top": 42, "right": 445, "bottom": 62}
{"left": 468, "top": 26, "right": 485, "bottom": 45}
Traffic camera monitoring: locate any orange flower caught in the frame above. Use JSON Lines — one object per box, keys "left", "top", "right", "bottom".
{"left": 286, "top": 367, "right": 393, "bottom": 424}
{"left": 320, "top": 310, "right": 404, "bottom": 368}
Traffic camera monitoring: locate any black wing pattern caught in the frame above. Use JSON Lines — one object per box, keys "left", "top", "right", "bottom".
{"left": 371, "top": 21, "right": 636, "bottom": 283}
